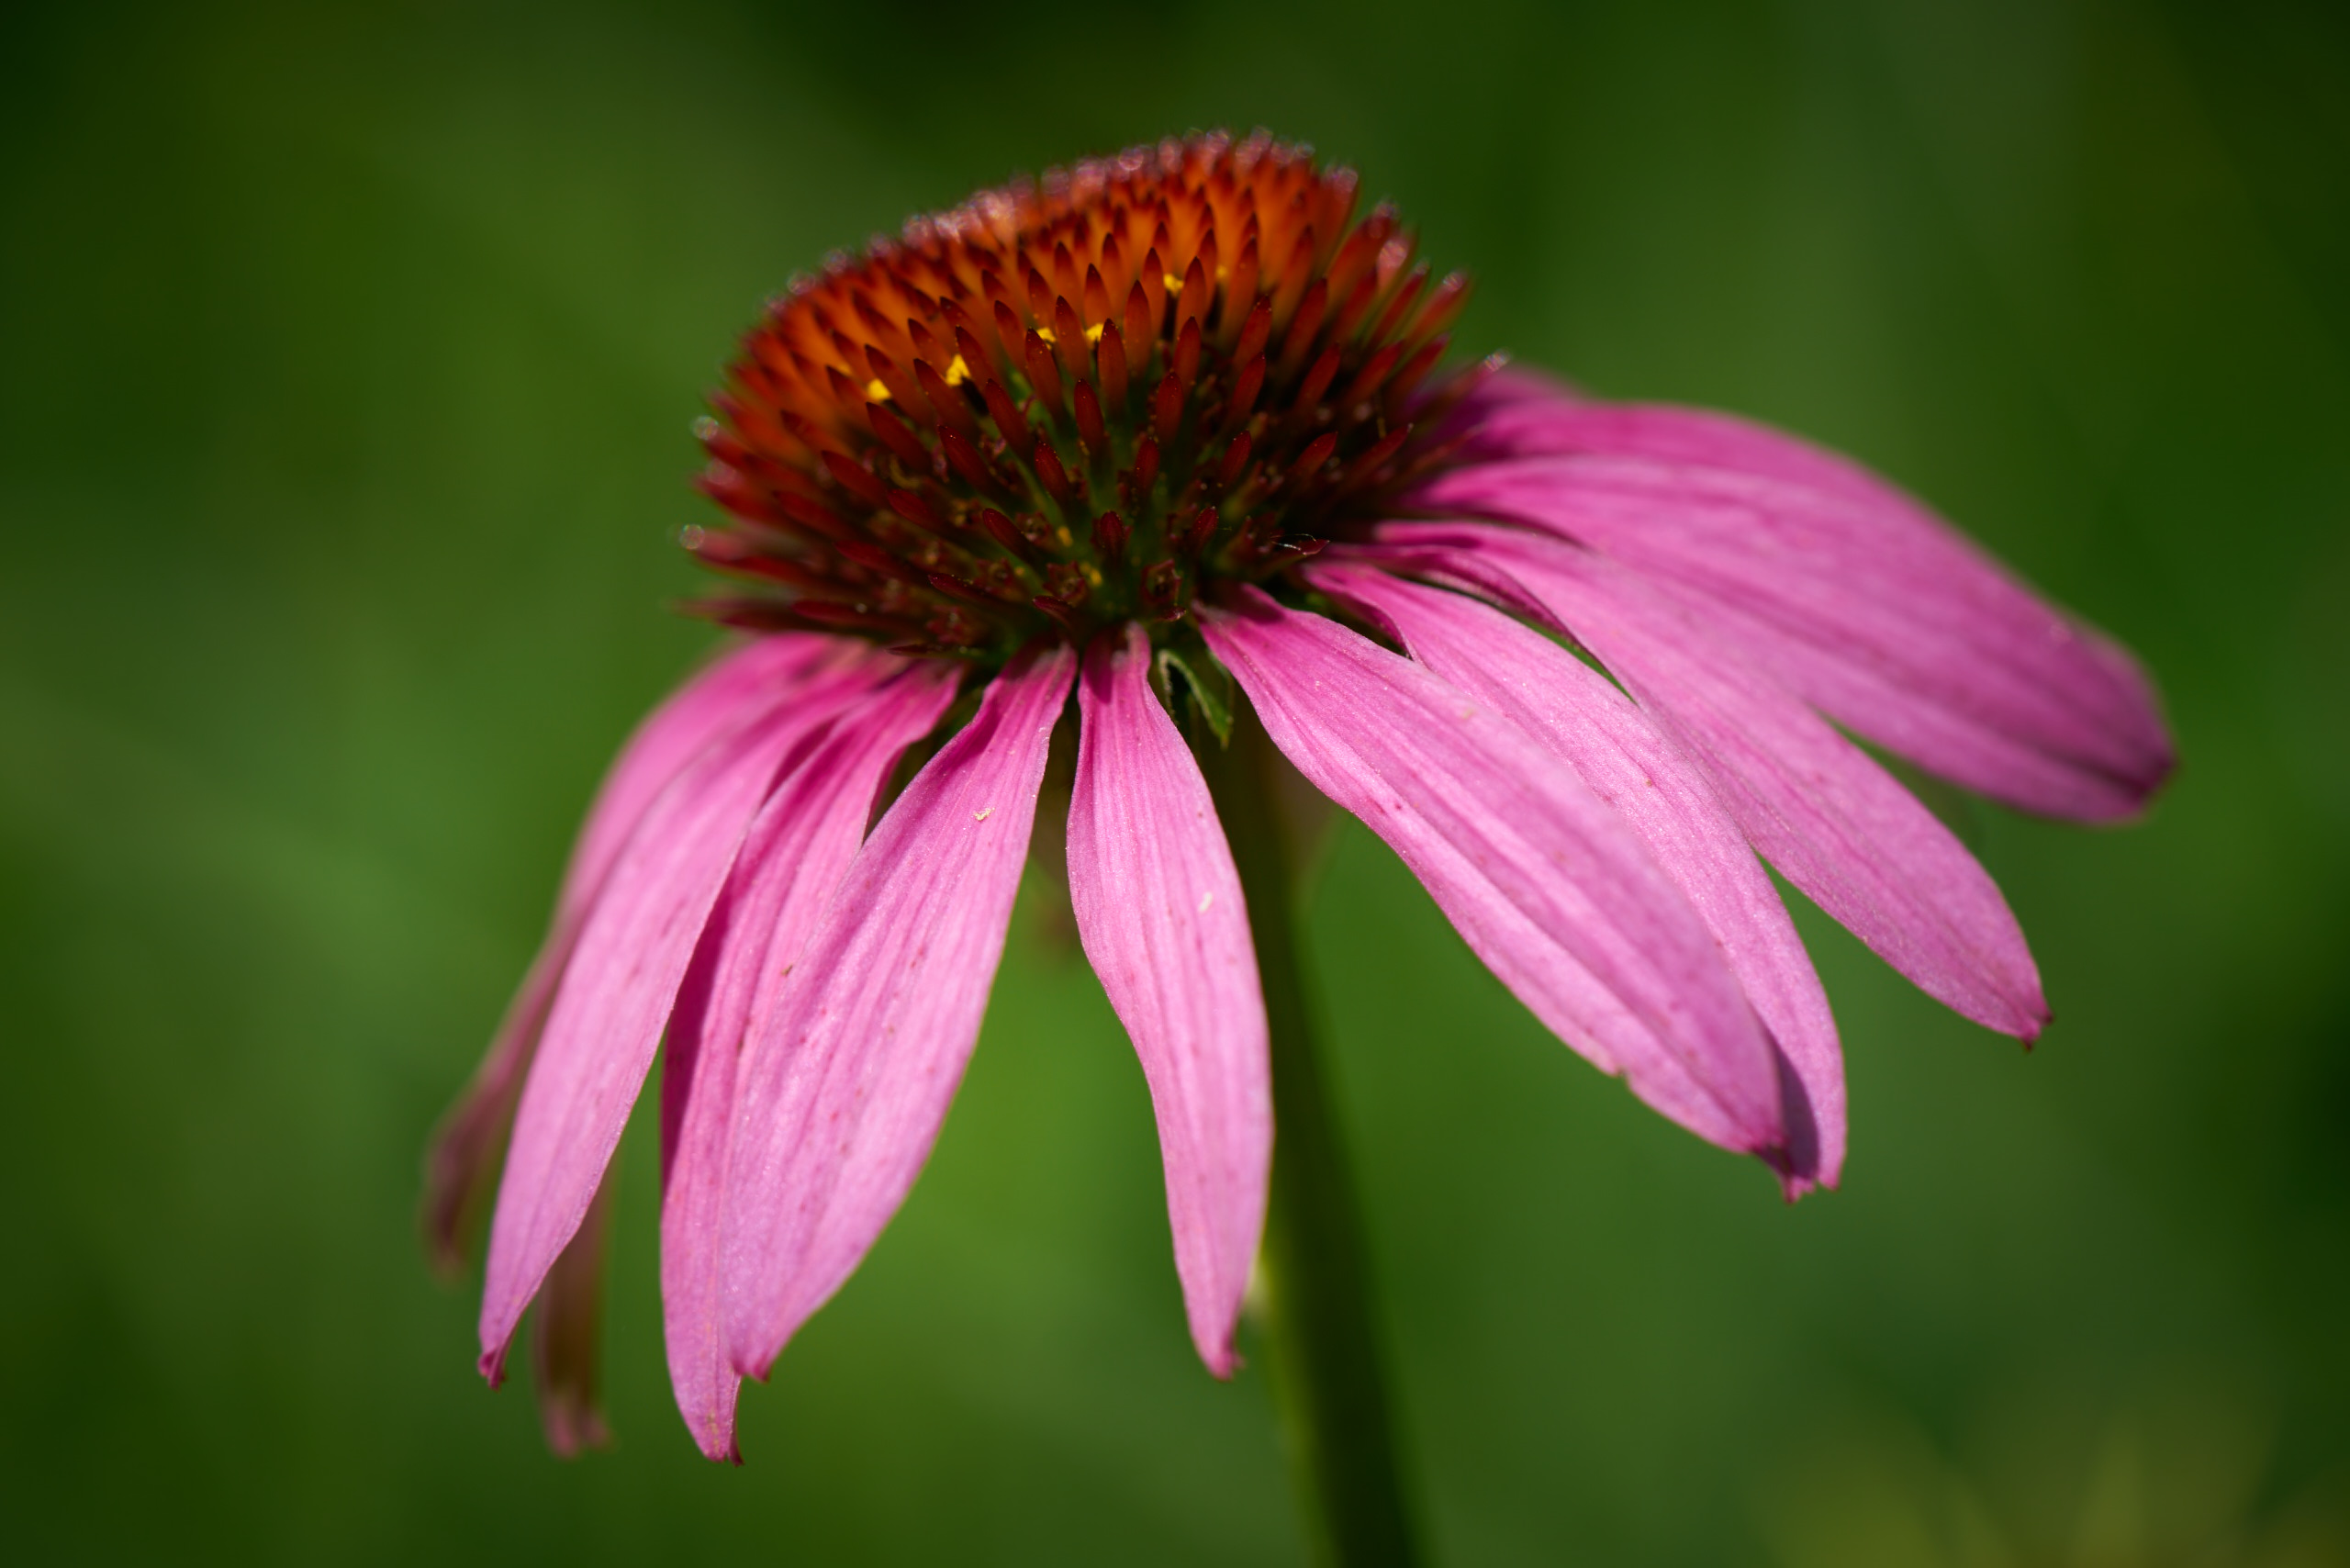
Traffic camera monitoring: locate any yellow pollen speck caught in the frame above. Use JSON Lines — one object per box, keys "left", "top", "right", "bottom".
{"left": 944, "top": 353, "right": 971, "bottom": 386}
{"left": 1197, "top": 890, "right": 1214, "bottom": 914}
{"left": 973, "top": 807, "right": 992, "bottom": 822}
{"left": 1084, "top": 321, "right": 1105, "bottom": 343}
{"left": 1035, "top": 325, "right": 1058, "bottom": 346}
{"left": 866, "top": 378, "right": 890, "bottom": 401}
{"left": 1163, "top": 272, "right": 1184, "bottom": 292}
{"left": 1081, "top": 563, "right": 1103, "bottom": 587}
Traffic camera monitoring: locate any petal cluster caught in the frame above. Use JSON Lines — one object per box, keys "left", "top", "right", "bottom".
{"left": 425, "top": 148, "right": 2173, "bottom": 1462}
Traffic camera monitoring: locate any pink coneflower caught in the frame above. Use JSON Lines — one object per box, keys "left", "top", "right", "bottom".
{"left": 426, "top": 130, "right": 2171, "bottom": 1507}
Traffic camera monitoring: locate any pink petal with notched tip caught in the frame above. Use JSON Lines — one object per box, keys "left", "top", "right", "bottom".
{"left": 1308, "top": 562, "right": 1844, "bottom": 1192}
{"left": 1067, "top": 625, "right": 1270, "bottom": 1374}
{"left": 720, "top": 644, "right": 1077, "bottom": 1382}
{"left": 421, "top": 634, "right": 856, "bottom": 1273}
{"left": 657, "top": 663, "right": 958, "bottom": 1463}
{"left": 478, "top": 656, "right": 897, "bottom": 1382}
{"left": 1427, "top": 380, "right": 2173, "bottom": 820}
{"left": 1200, "top": 589, "right": 1786, "bottom": 1160}
{"left": 1383, "top": 524, "right": 2048, "bottom": 1039}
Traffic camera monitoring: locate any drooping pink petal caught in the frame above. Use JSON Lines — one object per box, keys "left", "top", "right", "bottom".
{"left": 720, "top": 644, "right": 1078, "bottom": 1381}
{"left": 531, "top": 1168, "right": 615, "bottom": 1458}
{"left": 1066, "top": 625, "right": 1270, "bottom": 1372}
{"left": 1309, "top": 562, "right": 1846, "bottom": 1191}
{"left": 478, "top": 655, "right": 898, "bottom": 1382}
{"left": 1200, "top": 589, "right": 1785, "bottom": 1159}
{"left": 657, "top": 664, "right": 958, "bottom": 1463}
{"left": 1379, "top": 524, "right": 2048, "bottom": 1038}
{"left": 1426, "top": 381, "right": 2174, "bottom": 820}
{"left": 421, "top": 634, "right": 856, "bottom": 1272}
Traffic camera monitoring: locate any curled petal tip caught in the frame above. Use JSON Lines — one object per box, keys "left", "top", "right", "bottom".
{"left": 1987, "top": 988, "right": 2052, "bottom": 1045}
{"left": 729, "top": 1346, "right": 777, "bottom": 1385}
{"left": 1765, "top": 1052, "right": 1835, "bottom": 1202}
{"left": 692, "top": 1422, "right": 744, "bottom": 1466}
{"left": 1774, "top": 1168, "right": 1836, "bottom": 1204}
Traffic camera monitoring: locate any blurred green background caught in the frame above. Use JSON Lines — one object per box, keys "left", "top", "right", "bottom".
{"left": 4, "top": 0, "right": 2345, "bottom": 1562}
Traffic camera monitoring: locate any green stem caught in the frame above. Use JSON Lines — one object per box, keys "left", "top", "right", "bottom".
{"left": 1198, "top": 710, "right": 1422, "bottom": 1568}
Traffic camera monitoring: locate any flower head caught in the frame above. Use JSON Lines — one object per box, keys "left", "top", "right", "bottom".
{"left": 426, "top": 131, "right": 2174, "bottom": 1462}
{"left": 677, "top": 129, "right": 1473, "bottom": 655}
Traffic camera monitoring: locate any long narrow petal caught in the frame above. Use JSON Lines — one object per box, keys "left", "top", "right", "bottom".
{"left": 1200, "top": 590, "right": 1785, "bottom": 1158}
{"left": 721, "top": 644, "right": 1078, "bottom": 1381}
{"left": 1308, "top": 563, "right": 1844, "bottom": 1191}
{"left": 421, "top": 634, "right": 854, "bottom": 1271}
{"left": 1067, "top": 625, "right": 1270, "bottom": 1372}
{"left": 531, "top": 1169, "right": 615, "bottom": 1457}
{"left": 478, "top": 657, "right": 894, "bottom": 1381}
{"left": 1460, "top": 367, "right": 1897, "bottom": 510}
{"left": 1426, "top": 387, "right": 2173, "bottom": 820}
{"left": 1382, "top": 525, "right": 2048, "bottom": 1037}
{"left": 658, "top": 665, "right": 957, "bottom": 1462}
